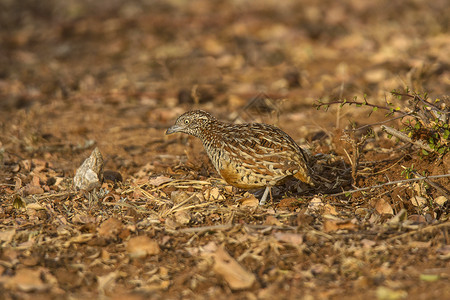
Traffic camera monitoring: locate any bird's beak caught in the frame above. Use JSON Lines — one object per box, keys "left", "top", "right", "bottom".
{"left": 166, "top": 124, "right": 182, "bottom": 135}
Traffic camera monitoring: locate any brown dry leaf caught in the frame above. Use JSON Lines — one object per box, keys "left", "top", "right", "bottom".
{"left": 374, "top": 198, "right": 393, "bottom": 215}
{"left": 63, "top": 233, "right": 94, "bottom": 247}
{"left": 306, "top": 197, "right": 324, "bottom": 214}
{"left": 24, "top": 183, "right": 44, "bottom": 195}
{"left": 212, "top": 246, "right": 255, "bottom": 290}
{"left": 148, "top": 176, "right": 172, "bottom": 186}
{"left": 1, "top": 268, "right": 53, "bottom": 292}
{"left": 98, "top": 271, "right": 118, "bottom": 296}
{"left": 323, "top": 217, "right": 357, "bottom": 233}
{"left": 323, "top": 204, "right": 338, "bottom": 215}
{"left": 72, "top": 213, "right": 96, "bottom": 224}
{"left": 410, "top": 196, "right": 427, "bottom": 207}
{"left": 238, "top": 193, "right": 259, "bottom": 207}
{"left": 0, "top": 229, "right": 16, "bottom": 244}
{"left": 174, "top": 210, "right": 191, "bottom": 225}
{"left": 434, "top": 196, "right": 448, "bottom": 206}
{"left": 171, "top": 191, "right": 190, "bottom": 204}
{"left": 98, "top": 218, "right": 123, "bottom": 239}
{"left": 361, "top": 239, "right": 376, "bottom": 248}
{"left": 264, "top": 215, "right": 282, "bottom": 226}
{"left": 127, "top": 236, "right": 160, "bottom": 258}
{"left": 273, "top": 232, "right": 303, "bottom": 246}
{"left": 203, "top": 187, "right": 225, "bottom": 201}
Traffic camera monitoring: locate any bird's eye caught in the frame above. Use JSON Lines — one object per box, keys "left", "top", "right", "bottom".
{"left": 184, "top": 119, "right": 190, "bottom": 124}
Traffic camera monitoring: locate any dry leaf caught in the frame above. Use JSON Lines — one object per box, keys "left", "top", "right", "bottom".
{"left": 376, "top": 286, "right": 407, "bottom": 300}
{"left": 306, "top": 197, "right": 324, "bottom": 214}
{"left": 148, "top": 176, "right": 172, "bottom": 186}
{"left": 127, "top": 236, "right": 160, "bottom": 258}
{"left": 204, "top": 187, "right": 225, "bottom": 201}
{"left": 63, "top": 233, "right": 94, "bottom": 247}
{"left": 434, "top": 196, "right": 448, "bottom": 206}
{"left": 212, "top": 247, "right": 255, "bottom": 290}
{"left": 323, "top": 217, "right": 357, "bottom": 232}
{"left": 264, "top": 215, "right": 282, "bottom": 226}
{"left": 171, "top": 191, "right": 190, "bottom": 204}
{"left": 174, "top": 210, "right": 191, "bottom": 225}
{"left": 1, "top": 268, "right": 52, "bottom": 292}
{"left": 238, "top": 193, "right": 259, "bottom": 207}
{"left": 410, "top": 196, "right": 427, "bottom": 207}
{"left": 323, "top": 204, "right": 338, "bottom": 215}
{"left": 98, "top": 218, "right": 123, "bottom": 239}
{"left": 374, "top": 198, "right": 393, "bottom": 215}
{"left": 98, "top": 271, "right": 118, "bottom": 295}
{"left": 0, "top": 229, "right": 16, "bottom": 244}
{"left": 273, "top": 232, "right": 303, "bottom": 245}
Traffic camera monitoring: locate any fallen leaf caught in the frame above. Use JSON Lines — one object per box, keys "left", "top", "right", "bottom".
{"left": 127, "top": 236, "right": 160, "bottom": 258}
{"left": 204, "top": 187, "right": 225, "bottom": 201}
{"left": 0, "top": 229, "right": 16, "bottom": 244}
{"left": 148, "top": 176, "right": 172, "bottom": 186}
{"left": 212, "top": 247, "right": 255, "bottom": 290}
{"left": 434, "top": 196, "right": 447, "bottom": 206}
{"left": 323, "top": 217, "right": 357, "bottom": 232}
{"left": 238, "top": 194, "right": 259, "bottom": 207}
{"left": 374, "top": 198, "right": 393, "bottom": 215}
{"left": 306, "top": 197, "right": 324, "bottom": 214}
{"left": 323, "top": 204, "right": 338, "bottom": 215}
{"left": 410, "top": 196, "right": 427, "bottom": 207}
{"left": 1, "top": 268, "right": 52, "bottom": 292}
{"left": 376, "top": 286, "right": 407, "bottom": 300}
{"left": 63, "top": 233, "right": 94, "bottom": 247}
{"left": 174, "top": 210, "right": 191, "bottom": 225}
{"left": 98, "top": 218, "right": 123, "bottom": 239}
{"left": 273, "top": 232, "right": 303, "bottom": 245}
{"left": 264, "top": 215, "right": 282, "bottom": 226}
{"left": 98, "top": 271, "right": 118, "bottom": 295}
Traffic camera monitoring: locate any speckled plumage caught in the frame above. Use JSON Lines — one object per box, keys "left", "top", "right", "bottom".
{"left": 166, "top": 110, "right": 312, "bottom": 204}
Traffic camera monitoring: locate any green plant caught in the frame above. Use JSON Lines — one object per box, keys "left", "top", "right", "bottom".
{"left": 315, "top": 89, "right": 450, "bottom": 157}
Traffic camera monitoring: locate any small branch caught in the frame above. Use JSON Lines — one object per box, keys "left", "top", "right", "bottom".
{"left": 386, "top": 221, "right": 450, "bottom": 241}
{"left": 411, "top": 170, "right": 450, "bottom": 199}
{"left": 328, "top": 173, "right": 450, "bottom": 197}
{"left": 353, "top": 113, "right": 414, "bottom": 132}
{"left": 315, "top": 99, "right": 408, "bottom": 115}
{"left": 381, "top": 125, "right": 433, "bottom": 152}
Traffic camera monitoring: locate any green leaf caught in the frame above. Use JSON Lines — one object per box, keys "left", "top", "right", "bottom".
{"left": 372, "top": 107, "right": 378, "bottom": 112}
{"left": 422, "top": 149, "right": 429, "bottom": 156}
{"left": 443, "top": 130, "right": 449, "bottom": 139}
{"left": 420, "top": 274, "right": 439, "bottom": 282}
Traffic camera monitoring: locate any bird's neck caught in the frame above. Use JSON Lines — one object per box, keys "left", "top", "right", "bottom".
{"left": 197, "top": 119, "right": 223, "bottom": 147}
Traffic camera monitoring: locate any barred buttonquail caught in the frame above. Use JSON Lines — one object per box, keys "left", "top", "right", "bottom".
{"left": 166, "top": 110, "right": 312, "bottom": 205}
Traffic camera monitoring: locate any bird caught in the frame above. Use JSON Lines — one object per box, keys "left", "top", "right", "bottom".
{"left": 166, "top": 110, "right": 313, "bottom": 205}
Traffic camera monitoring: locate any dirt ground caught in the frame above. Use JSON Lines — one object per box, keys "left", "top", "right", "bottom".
{"left": 0, "top": 0, "right": 449, "bottom": 299}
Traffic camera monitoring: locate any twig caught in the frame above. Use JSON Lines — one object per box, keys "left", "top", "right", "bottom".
{"left": 353, "top": 113, "right": 414, "bottom": 132}
{"left": 411, "top": 170, "right": 450, "bottom": 199}
{"left": 177, "top": 224, "right": 234, "bottom": 233}
{"left": 386, "top": 221, "right": 450, "bottom": 241}
{"left": 328, "top": 173, "right": 450, "bottom": 196}
{"left": 381, "top": 125, "right": 433, "bottom": 152}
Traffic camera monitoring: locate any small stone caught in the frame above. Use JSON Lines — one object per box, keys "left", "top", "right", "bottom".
{"left": 73, "top": 147, "right": 104, "bottom": 191}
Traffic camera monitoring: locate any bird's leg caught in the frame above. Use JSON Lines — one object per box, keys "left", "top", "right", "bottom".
{"left": 259, "top": 186, "right": 271, "bottom": 205}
